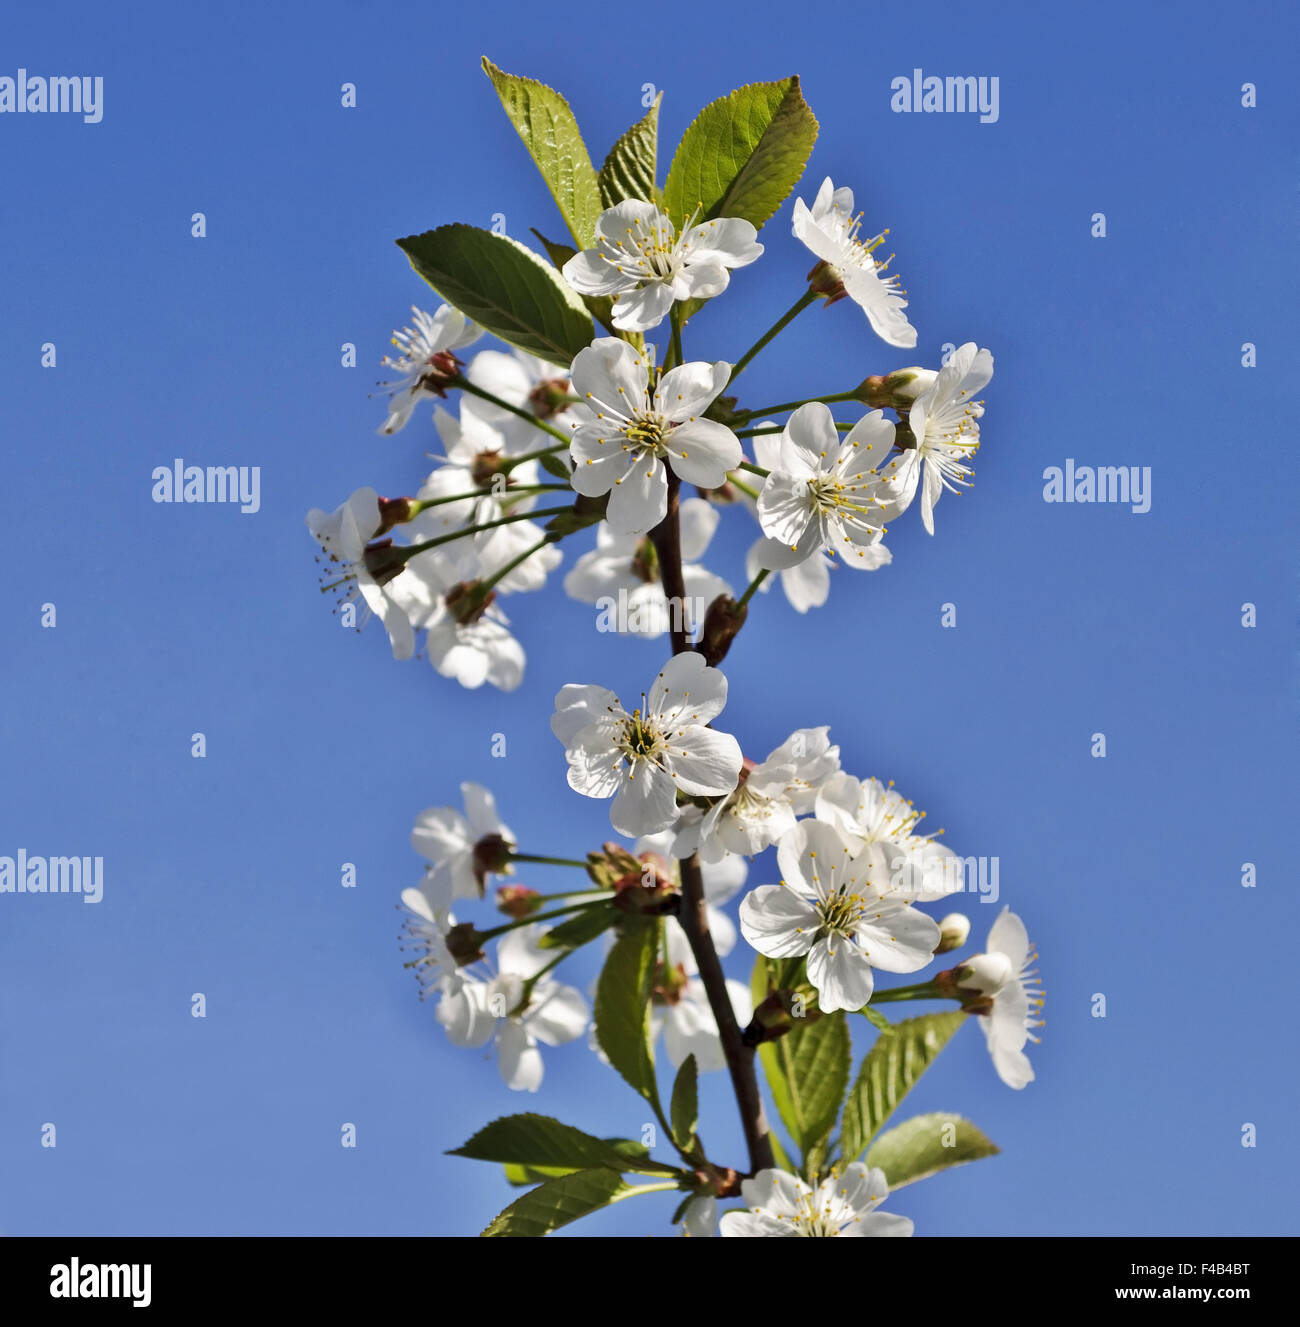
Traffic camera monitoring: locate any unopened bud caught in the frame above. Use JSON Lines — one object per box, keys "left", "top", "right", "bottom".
{"left": 742, "top": 988, "right": 816, "bottom": 1046}
{"left": 585, "top": 842, "right": 643, "bottom": 891}
{"left": 855, "top": 368, "right": 937, "bottom": 410}
{"left": 375, "top": 496, "right": 418, "bottom": 535}
{"left": 936, "top": 913, "right": 970, "bottom": 954}
{"left": 528, "top": 377, "right": 573, "bottom": 420}
{"left": 936, "top": 952, "right": 1012, "bottom": 1004}
{"left": 650, "top": 960, "right": 690, "bottom": 1005}
{"left": 495, "top": 885, "right": 540, "bottom": 919}
{"left": 699, "top": 593, "right": 747, "bottom": 667}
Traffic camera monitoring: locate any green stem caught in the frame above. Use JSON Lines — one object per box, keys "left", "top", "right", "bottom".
{"left": 738, "top": 461, "right": 769, "bottom": 479}
{"left": 866, "top": 981, "right": 949, "bottom": 1005}
{"left": 475, "top": 898, "right": 604, "bottom": 943}
{"left": 507, "top": 852, "right": 591, "bottom": 870}
{"left": 455, "top": 377, "right": 573, "bottom": 445}
{"left": 500, "top": 442, "right": 571, "bottom": 473}
{"left": 475, "top": 536, "right": 554, "bottom": 596}
{"left": 727, "top": 473, "right": 760, "bottom": 501}
{"left": 736, "top": 422, "right": 854, "bottom": 438}
{"left": 400, "top": 506, "right": 572, "bottom": 559}
{"left": 608, "top": 1180, "right": 688, "bottom": 1202}
{"left": 736, "top": 390, "right": 860, "bottom": 421}
{"left": 412, "top": 483, "right": 568, "bottom": 513}
{"left": 729, "top": 289, "right": 818, "bottom": 383}
{"left": 736, "top": 568, "right": 770, "bottom": 609}
{"left": 668, "top": 306, "right": 685, "bottom": 372}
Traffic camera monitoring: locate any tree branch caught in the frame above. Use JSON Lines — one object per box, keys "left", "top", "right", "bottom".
{"left": 649, "top": 469, "right": 776, "bottom": 1176}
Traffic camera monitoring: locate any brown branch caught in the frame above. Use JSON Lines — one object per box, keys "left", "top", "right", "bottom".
{"left": 650, "top": 470, "right": 775, "bottom": 1176}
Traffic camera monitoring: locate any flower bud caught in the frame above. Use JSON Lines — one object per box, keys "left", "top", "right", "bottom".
{"left": 495, "top": 885, "right": 541, "bottom": 919}
{"left": 585, "top": 842, "right": 644, "bottom": 891}
{"left": 855, "top": 368, "right": 937, "bottom": 410}
{"left": 936, "top": 951, "right": 1013, "bottom": 1003}
{"left": 528, "top": 376, "right": 573, "bottom": 419}
{"left": 651, "top": 960, "right": 690, "bottom": 1006}
{"left": 936, "top": 913, "right": 970, "bottom": 954}
{"left": 375, "top": 495, "right": 419, "bottom": 535}
{"left": 698, "top": 593, "right": 747, "bottom": 667}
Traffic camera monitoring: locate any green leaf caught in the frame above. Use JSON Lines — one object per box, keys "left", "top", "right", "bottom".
{"left": 594, "top": 921, "right": 660, "bottom": 1105}
{"left": 530, "top": 227, "right": 618, "bottom": 336}
{"left": 538, "top": 905, "right": 617, "bottom": 951}
{"left": 500, "top": 1132, "right": 671, "bottom": 1186}
{"left": 538, "top": 451, "right": 571, "bottom": 480}
{"left": 662, "top": 77, "right": 818, "bottom": 232}
{"left": 865, "top": 1112, "right": 999, "bottom": 1190}
{"left": 482, "top": 1168, "right": 628, "bottom": 1237}
{"left": 840, "top": 1012, "right": 967, "bottom": 1165}
{"left": 396, "top": 224, "right": 594, "bottom": 366}
{"left": 481, "top": 57, "right": 604, "bottom": 248}
{"left": 450, "top": 1112, "right": 674, "bottom": 1176}
{"left": 762, "top": 1010, "right": 850, "bottom": 1175}
{"left": 669, "top": 1054, "right": 698, "bottom": 1154}
{"left": 599, "top": 94, "right": 661, "bottom": 208}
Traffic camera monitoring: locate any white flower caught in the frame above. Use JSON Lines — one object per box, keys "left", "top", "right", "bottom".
{"left": 377, "top": 305, "right": 481, "bottom": 435}
{"left": 739, "top": 820, "right": 940, "bottom": 1013}
{"left": 682, "top": 727, "right": 841, "bottom": 859}
{"left": 550, "top": 651, "right": 742, "bottom": 837}
{"left": 653, "top": 975, "right": 753, "bottom": 1073}
{"left": 755, "top": 403, "right": 895, "bottom": 567}
{"left": 568, "top": 339, "right": 742, "bottom": 534}
{"left": 410, "top": 405, "right": 561, "bottom": 594}
{"left": 394, "top": 547, "right": 527, "bottom": 692}
{"left": 564, "top": 497, "right": 731, "bottom": 638}
{"left": 741, "top": 428, "right": 875, "bottom": 613}
{"left": 459, "top": 347, "right": 591, "bottom": 452}
{"left": 307, "top": 486, "right": 415, "bottom": 660}
{"left": 563, "top": 200, "right": 763, "bottom": 333}
{"left": 680, "top": 1195, "right": 717, "bottom": 1238}
{"left": 876, "top": 342, "right": 993, "bottom": 534}
{"left": 791, "top": 177, "right": 916, "bottom": 348}
{"left": 397, "top": 884, "right": 460, "bottom": 996}
{"left": 974, "top": 907, "right": 1044, "bottom": 1090}
{"left": 814, "top": 771, "right": 962, "bottom": 902}
{"left": 436, "top": 925, "right": 589, "bottom": 1093}
{"left": 410, "top": 782, "right": 514, "bottom": 902}
{"left": 719, "top": 1165, "right": 913, "bottom": 1238}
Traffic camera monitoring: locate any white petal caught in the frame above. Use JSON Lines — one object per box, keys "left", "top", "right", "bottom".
{"left": 739, "top": 885, "right": 817, "bottom": 959}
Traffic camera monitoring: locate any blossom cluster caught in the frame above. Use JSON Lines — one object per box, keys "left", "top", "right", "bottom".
{"left": 312, "top": 62, "right": 1038, "bottom": 1239}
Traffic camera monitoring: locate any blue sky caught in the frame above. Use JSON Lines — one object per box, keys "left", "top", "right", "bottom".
{"left": 2, "top": 0, "right": 1296, "bottom": 1236}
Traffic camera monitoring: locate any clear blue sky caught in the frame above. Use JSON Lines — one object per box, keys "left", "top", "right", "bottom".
{"left": 2, "top": 0, "right": 1296, "bottom": 1236}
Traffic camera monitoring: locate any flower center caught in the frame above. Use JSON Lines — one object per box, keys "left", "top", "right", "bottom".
{"left": 620, "top": 708, "right": 665, "bottom": 763}
{"left": 778, "top": 1190, "right": 852, "bottom": 1237}
{"left": 615, "top": 214, "right": 682, "bottom": 281}
{"left": 624, "top": 411, "right": 671, "bottom": 453}
{"left": 816, "top": 886, "right": 868, "bottom": 938}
